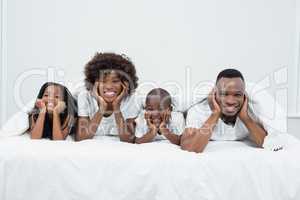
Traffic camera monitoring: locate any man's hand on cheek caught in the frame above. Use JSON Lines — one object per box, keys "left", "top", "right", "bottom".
{"left": 238, "top": 95, "right": 250, "bottom": 122}
{"left": 208, "top": 87, "right": 221, "bottom": 116}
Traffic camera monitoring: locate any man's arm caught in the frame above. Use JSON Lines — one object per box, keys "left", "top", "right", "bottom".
{"left": 239, "top": 97, "right": 267, "bottom": 147}
{"left": 181, "top": 89, "right": 221, "bottom": 153}
{"left": 180, "top": 112, "right": 219, "bottom": 153}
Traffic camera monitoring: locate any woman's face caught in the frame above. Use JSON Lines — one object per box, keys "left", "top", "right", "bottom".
{"left": 97, "top": 71, "right": 123, "bottom": 103}
{"left": 42, "top": 85, "right": 64, "bottom": 111}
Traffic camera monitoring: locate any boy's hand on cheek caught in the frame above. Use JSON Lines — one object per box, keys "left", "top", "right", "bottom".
{"left": 145, "top": 112, "right": 157, "bottom": 134}
{"left": 112, "top": 81, "right": 129, "bottom": 111}
{"left": 159, "top": 110, "right": 171, "bottom": 135}
{"left": 238, "top": 95, "right": 250, "bottom": 122}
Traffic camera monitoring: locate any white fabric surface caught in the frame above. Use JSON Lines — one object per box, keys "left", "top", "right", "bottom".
{"left": 0, "top": 134, "right": 300, "bottom": 200}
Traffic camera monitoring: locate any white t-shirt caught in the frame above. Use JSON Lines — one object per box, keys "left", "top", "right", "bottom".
{"left": 186, "top": 97, "right": 285, "bottom": 141}
{"left": 77, "top": 90, "right": 142, "bottom": 136}
{"left": 135, "top": 110, "right": 185, "bottom": 141}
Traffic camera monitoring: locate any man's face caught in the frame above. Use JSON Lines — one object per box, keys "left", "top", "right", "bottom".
{"left": 215, "top": 77, "right": 245, "bottom": 117}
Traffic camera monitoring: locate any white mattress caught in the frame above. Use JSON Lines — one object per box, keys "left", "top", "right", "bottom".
{"left": 0, "top": 134, "right": 300, "bottom": 200}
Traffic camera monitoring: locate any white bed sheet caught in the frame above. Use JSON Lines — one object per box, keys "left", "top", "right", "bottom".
{"left": 1, "top": 134, "right": 300, "bottom": 200}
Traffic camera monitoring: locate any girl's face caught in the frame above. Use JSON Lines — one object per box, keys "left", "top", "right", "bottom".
{"left": 98, "top": 71, "right": 123, "bottom": 103}
{"left": 42, "top": 85, "right": 64, "bottom": 111}
{"left": 145, "top": 96, "right": 170, "bottom": 128}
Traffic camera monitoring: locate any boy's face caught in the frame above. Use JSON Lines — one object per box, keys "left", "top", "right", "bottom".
{"left": 215, "top": 77, "right": 245, "bottom": 117}
{"left": 145, "top": 96, "right": 170, "bottom": 128}
{"left": 97, "top": 70, "right": 123, "bottom": 103}
{"left": 42, "top": 85, "right": 64, "bottom": 111}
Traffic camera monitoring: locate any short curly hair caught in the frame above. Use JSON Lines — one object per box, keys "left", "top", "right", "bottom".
{"left": 84, "top": 52, "right": 138, "bottom": 95}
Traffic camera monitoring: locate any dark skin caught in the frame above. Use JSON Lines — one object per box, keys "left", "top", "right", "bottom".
{"left": 134, "top": 96, "right": 181, "bottom": 145}
{"left": 181, "top": 77, "right": 267, "bottom": 153}
{"left": 30, "top": 85, "right": 71, "bottom": 140}
{"left": 76, "top": 71, "right": 135, "bottom": 143}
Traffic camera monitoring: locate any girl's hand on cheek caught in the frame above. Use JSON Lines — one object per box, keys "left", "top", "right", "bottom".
{"left": 35, "top": 99, "right": 46, "bottom": 112}
{"left": 54, "top": 100, "right": 66, "bottom": 114}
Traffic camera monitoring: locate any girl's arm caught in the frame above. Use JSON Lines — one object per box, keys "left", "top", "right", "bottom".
{"left": 29, "top": 108, "right": 47, "bottom": 139}
{"left": 52, "top": 113, "right": 73, "bottom": 140}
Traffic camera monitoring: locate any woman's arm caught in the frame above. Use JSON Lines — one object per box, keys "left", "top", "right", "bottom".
{"left": 76, "top": 110, "right": 103, "bottom": 141}
{"left": 114, "top": 112, "right": 135, "bottom": 143}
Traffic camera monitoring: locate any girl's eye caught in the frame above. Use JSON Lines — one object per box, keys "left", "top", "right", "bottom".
{"left": 44, "top": 94, "right": 48, "bottom": 97}
{"left": 55, "top": 96, "right": 59, "bottom": 98}
{"left": 113, "top": 80, "right": 120, "bottom": 83}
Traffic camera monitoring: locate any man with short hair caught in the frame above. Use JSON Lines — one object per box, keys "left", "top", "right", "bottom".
{"left": 181, "top": 69, "right": 268, "bottom": 153}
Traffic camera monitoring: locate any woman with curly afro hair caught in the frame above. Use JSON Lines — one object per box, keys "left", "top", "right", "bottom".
{"left": 76, "top": 52, "right": 141, "bottom": 143}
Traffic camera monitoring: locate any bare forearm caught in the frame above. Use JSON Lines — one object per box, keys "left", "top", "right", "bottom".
{"left": 52, "top": 112, "right": 66, "bottom": 140}
{"left": 181, "top": 113, "right": 219, "bottom": 153}
{"left": 76, "top": 111, "right": 103, "bottom": 141}
{"left": 30, "top": 111, "right": 46, "bottom": 139}
{"left": 114, "top": 112, "right": 134, "bottom": 143}
{"left": 162, "top": 130, "right": 181, "bottom": 145}
{"left": 135, "top": 130, "right": 156, "bottom": 144}
{"left": 242, "top": 117, "right": 267, "bottom": 147}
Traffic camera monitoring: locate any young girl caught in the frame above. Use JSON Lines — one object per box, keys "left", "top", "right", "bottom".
{"left": 76, "top": 52, "right": 141, "bottom": 143}
{"left": 29, "top": 82, "right": 77, "bottom": 140}
{"left": 134, "top": 88, "right": 185, "bottom": 145}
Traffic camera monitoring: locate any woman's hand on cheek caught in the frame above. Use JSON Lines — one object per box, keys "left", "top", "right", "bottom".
{"left": 112, "top": 81, "right": 129, "bottom": 111}
{"left": 92, "top": 81, "right": 108, "bottom": 115}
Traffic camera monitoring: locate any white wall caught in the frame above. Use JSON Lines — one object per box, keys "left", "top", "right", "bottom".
{"left": 0, "top": 0, "right": 298, "bottom": 136}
